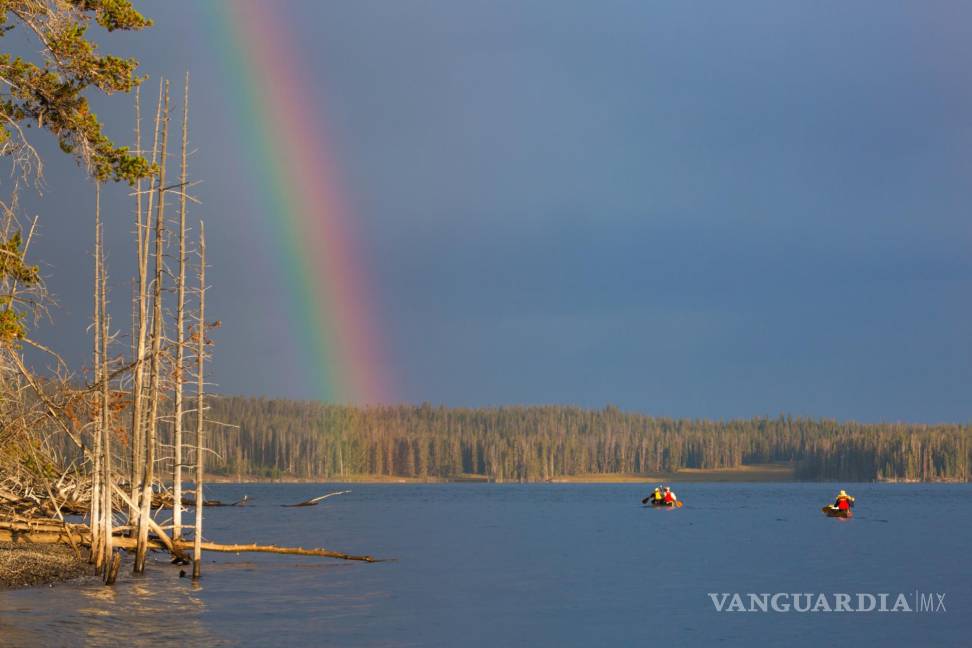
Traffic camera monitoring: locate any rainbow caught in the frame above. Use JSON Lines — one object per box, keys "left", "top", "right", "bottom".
{"left": 202, "top": 1, "right": 390, "bottom": 404}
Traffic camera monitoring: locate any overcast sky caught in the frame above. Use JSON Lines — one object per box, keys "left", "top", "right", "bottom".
{"left": 16, "top": 1, "right": 972, "bottom": 422}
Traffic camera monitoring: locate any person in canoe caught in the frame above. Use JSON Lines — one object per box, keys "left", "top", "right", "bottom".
{"left": 651, "top": 487, "right": 664, "bottom": 504}
{"left": 833, "top": 489, "right": 855, "bottom": 511}
{"left": 662, "top": 486, "right": 678, "bottom": 505}
{"left": 642, "top": 486, "right": 668, "bottom": 505}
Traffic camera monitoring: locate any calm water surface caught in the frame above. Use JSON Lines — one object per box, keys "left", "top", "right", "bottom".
{"left": 0, "top": 483, "right": 969, "bottom": 647}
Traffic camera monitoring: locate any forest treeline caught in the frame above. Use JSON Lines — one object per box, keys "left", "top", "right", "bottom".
{"left": 199, "top": 397, "right": 972, "bottom": 482}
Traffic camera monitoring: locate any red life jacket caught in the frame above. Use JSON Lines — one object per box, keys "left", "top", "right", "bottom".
{"left": 663, "top": 492, "right": 674, "bottom": 504}
{"left": 836, "top": 497, "right": 850, "bottom": 510}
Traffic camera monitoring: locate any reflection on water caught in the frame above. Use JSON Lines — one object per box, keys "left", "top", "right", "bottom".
{"left": 0, "top": 559, "right": 225, "bottom": 647}
{"left": 0, "top": 550, "right": 390, "bottom": 647}
{"left": 0, "top": 483, "right": 970, "bottom": 647}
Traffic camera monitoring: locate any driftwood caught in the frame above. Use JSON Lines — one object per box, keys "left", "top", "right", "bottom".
{"left": 175, "top": 540, "right": 378, "bottom": 562}
{"left": 111, "top": 484, "right": 187, "bottom": 561}
{"left": 282, "top": 490, "right": 350, "bottom": 508}
{"left": 153, "top": 493, "right": 249, "bottom": 509}
{"left": 0, "top": 518, "right": 380, "bottom": 563}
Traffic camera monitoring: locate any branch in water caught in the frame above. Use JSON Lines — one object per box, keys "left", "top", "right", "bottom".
{"left": 281, "top": 490, "right": 351, "bottom": 508}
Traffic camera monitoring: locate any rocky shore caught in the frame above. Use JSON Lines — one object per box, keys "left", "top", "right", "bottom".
{"left": 0, "top": 542, "right": 90, "bottom": 589}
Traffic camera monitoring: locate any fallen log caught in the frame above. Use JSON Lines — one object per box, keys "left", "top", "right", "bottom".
{"left": 173, "top": 540, "right": 379, "bottom": 562}
{"left": 0, "top": 528, "right": 88, "bottom": 546}
{"left": 282, "top": 490, "right": 350, "bottom": 507}
{"left": 0, "top": 515, "right": 68, "bottom": 530}
{"left": 0, "top": 524, "right": 381, "bottom": 563}
{"left": 110, "top": 484, "right": 187, "bottom": 561}
{"left": 192, "top": 494, "right": 248, "bottom": 507}
{"left": 153, "top": 494, "right": 249, "bottom": 509}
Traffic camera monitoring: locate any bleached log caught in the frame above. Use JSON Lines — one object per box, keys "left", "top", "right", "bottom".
{"left": 111, "top": 483, "right": 186, "bottom": 561}
{"left": 0, "top": 525, "right": 380, "bottom": 563}
{"left": 282, "top": 490, "right": 351, "bottom": 507}
{"left": 175, "top": 540, "right": 379, "bottom": 562}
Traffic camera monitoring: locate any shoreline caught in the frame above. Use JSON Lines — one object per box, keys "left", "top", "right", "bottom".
{"left": 206, "top": 464, "right": 970, "bottom": 485}
{"left": 0, "top": 542, "right": 90, "bottom": 590}
{"left": 208, "top": 463, "right": 801, "bottom": 484}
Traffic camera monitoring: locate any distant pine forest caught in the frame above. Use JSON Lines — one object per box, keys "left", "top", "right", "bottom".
{"left": 198, "top": 397, "right": 971, "bottom": 482}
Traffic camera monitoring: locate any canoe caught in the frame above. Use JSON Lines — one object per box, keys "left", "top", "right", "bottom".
{"left": 650, "top": 500, "right": 683, "bottom": 508}
{"left": 821, "top": 505, "right": 852, "bottom": 518}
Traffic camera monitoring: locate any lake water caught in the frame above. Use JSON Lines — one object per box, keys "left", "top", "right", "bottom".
{"left": 0, "top": 483, "right": 969, "bottom": 647}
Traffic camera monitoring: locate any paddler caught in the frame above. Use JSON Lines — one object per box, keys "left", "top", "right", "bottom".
{"left": 651, "top": 486, "right": 664, "bottom": 503}
{"left": 663, "top": 486, "right": 677, "bottom": 505}
{"left": 833, "top": 489, "right": 855, "bottom": 511}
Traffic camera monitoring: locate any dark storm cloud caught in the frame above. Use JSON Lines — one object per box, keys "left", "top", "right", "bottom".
{"left": 20, "top": 1, "right": 972, "bottom": 421}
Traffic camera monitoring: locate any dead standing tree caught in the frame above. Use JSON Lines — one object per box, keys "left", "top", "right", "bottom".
{"left": 89, "top": 183, "right": 103, "bottom": 570}
{"left": 135, "top": 80, "right": 170, "bottom": 575}
{"left": 193, "top": 220, "right": 206, "bottom": 579}
{"left": 129, "top": 80, "right": 165, "bottom": 524}
{"left": 97, "top": 183, "right": 119, "bottom": 584}
{"left": 172, "top": 71, "right": 190, "bottom": 542}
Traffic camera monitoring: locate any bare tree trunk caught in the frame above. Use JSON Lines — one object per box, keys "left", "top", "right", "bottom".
{"left": 130, "top": 80, "right": 164, "bottom": 523}
{"left": 193, "top": 221, "right": 206, "bottom": 580}
{"left": 172, "top": 72, "right": 189, "bottom": 541}
{"left": 98, "top": 182, "right": 114, "bottom": 582}
{"left": 130, "top": 279, "right": 136, "bottom": 373}
{"left": 128, "top": 85, "right": 142, "bottom": 524}
{"left": 135, "top": 81, "right": 169, "bottom": 575}
{"left": 90, "top": 182, "right": 103, "bottom": 568}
